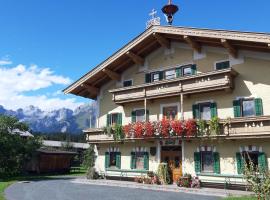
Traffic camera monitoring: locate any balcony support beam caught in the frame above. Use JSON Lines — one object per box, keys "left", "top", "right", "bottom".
{"left": 153, "top": 33, "right": 170, "bottom": 49}
{"left": 102, "top": 68, "right": 121, "bottom": 81}
{"left": 221, "top": 39, "right": 238, "bottom": 58}
{"left": 126, "top": 51, "right": 145, "bottom": 65}
{"left": 144, "top": 88, "right": 147, "bottom": 122}
{"left": 183, "top": 35, "right": 201, "bottom": 53}
{"left": 180, "top": 93, "right": 184, "bottom": 121}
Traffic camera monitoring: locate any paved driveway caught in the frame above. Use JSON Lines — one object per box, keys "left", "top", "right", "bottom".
{"left": 5, "top": 179, "right": 220, "bottom": 200}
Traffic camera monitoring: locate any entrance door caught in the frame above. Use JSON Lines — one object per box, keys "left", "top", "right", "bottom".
{"left": 161, "top": 146, "right": 182, "bottom": 183}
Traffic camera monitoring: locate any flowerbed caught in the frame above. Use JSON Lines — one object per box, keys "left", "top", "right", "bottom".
{"left": 123, "top": 118, "right": 197, "bottom": 139}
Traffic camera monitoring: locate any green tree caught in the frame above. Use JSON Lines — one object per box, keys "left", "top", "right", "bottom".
{"left": 0, "top": 115, "right": 41, "bottom": 178}
{"left": 83, "top": 145, "right": 96, "bottom": 168}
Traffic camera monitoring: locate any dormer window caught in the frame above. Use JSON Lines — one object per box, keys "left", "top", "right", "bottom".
{"left": 123, "top": 80, "right": 132, "bottom": 87}
{"left": 165, "top": 69, "right": 176, "bottom": 80}
{"left": 152, "top": 72, "right": 161, "bottom": 82}
{"left": 215, "top": 61, "right": 230, "bottom": 70}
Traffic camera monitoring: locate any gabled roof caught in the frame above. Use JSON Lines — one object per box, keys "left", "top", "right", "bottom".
{"left": 63, "top": 25, "right": 270, "bottom": 99}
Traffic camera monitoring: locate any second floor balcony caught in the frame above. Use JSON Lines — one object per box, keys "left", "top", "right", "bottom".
{"left": 85, "top": 115, "right": 270, "bottom": 143}
{"left": 109, "top": 68, "right": 238, "bottom": 104}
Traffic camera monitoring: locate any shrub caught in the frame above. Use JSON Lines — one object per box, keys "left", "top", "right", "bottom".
{"left": 86, "top": 167, "right": 99, "bottom": 180}
{"left": 157, "top": 163, "right": 171, "bottom": 184}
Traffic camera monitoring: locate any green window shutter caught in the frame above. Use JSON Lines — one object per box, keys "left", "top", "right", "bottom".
{"left": 194, "top": 152, "right": 201, "bottom": 173}
{"left": 233, "top": 100, "right": 241, "bottom": 117}
{"left": 106, "top": 114, "right": 111, "bottom": 126}
{"left": 116, "top": 152, "right": 121, "bottom": 169}
{"left": 131, "top": 111, "right": 136, "bottom": 123}
{"left": 210, "top": 102, "right": 217, "bottom": 118}
{"left": 258, "top": 152, "right": 267, "bottom": 172}
{"left": 255, "top": 98, "right": 263, "bottom": 116}
{"left": 213, "top": 152, "right": 220, "bottom": 174}
{"left": 146, "top": 109, "right": 149, "bottom": 121}
{"left": 130, "top": 152, "right": 136, "bottom": 169}
{"left": 191, "top": 64, "right": 197, "bottom": 75}
{"left": 192, "top": 104, "right": 200, "bottom": 119}
{"left": 105, "top": 152, "right": 110, "bottom": 168}
{"left": 144, "top": 152, "right": 149, "bottom": 170}
{"left": 145, "top": 73, "right": 151, "bottom": 83}
{"left": 159, "top": 71, "right": 164, "bottom": 81}
{"left": 176, "top": 68, "right": 182, "bottom": 78}
{"left": 117, "top": 113, "right": 122, "bottom": 125}
{"left": 236, "top": 152, "right": 244, "bottom": 174}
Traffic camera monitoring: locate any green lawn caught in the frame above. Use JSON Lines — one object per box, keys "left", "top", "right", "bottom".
{"left": 223, "top": 196, "right": 256, "bottom": 200}
{"left": 0, "top": 166, "right": 87, "bottom": 200}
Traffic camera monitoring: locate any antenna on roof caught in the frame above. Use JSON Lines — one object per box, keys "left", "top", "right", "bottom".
{"left": 162, "top": 0, "right": 179, "bottom": 25}
{"left": 146, "top": 9, "right": 160, "bottom": 29}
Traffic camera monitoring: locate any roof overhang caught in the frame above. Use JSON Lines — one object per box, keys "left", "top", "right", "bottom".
{"left": 63, "top": 25, "right": 270, "bottom": 99}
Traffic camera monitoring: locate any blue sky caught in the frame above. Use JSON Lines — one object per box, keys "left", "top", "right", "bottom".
{"left": 0, "top": 0, "right": 269, "bottom": 111}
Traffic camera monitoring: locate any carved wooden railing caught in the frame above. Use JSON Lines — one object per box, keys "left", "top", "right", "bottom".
{"left": 84, "top": 116, "right": 270, "bottom": 143}
{"left": 109, "top": 68, "right": 238, "bottom": 104}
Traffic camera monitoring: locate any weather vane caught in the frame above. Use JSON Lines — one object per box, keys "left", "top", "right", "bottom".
{"left": 162, "top": 0, "right": 179, "bottom": 25}
{"left": 146, "top": 9, "right": 160, "bottom": 29}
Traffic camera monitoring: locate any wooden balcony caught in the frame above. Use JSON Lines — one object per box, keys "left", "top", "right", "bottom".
{"left": 221, "top": 115, "right": 270, "bottom": 138}
{"left": 84, "top": 116, "right": 270, "bottom": 143}
{"left": 109, "top": 68, "right": 238, "bottom": 104}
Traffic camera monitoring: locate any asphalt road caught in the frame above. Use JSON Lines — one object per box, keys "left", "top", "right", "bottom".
{"left": 5, "top": 179, "right": 220, "bottom": 200}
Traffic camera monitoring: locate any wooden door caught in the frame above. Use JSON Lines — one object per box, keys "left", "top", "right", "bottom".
{"left": 161, "top": 146, "right": 182, "bottom": 183}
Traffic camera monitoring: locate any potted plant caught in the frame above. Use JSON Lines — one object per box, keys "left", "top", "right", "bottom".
{"left": 209, "top": 116, "right": 220, "bottom": 135}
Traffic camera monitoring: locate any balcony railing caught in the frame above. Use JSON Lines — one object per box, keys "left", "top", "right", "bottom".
{"left": 109, "top": 68, "right": 238, "bottom": 104}
{"left": 84, "top": 116, "right": 270, "bottom": 143}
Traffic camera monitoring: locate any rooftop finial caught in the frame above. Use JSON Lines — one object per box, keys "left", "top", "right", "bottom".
{"left": 162, "top": 0, "right": 179, "bottom": 25}
{"left": 146, "top": 9, "right": 160, "bottom": 29}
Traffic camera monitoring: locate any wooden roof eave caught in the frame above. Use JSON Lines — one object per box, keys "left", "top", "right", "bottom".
{"left": 63, "top": 25, "right": 270, "bottom": 99}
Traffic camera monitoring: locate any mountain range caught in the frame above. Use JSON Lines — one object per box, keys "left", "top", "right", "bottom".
{"left": 0, "top": 103, "right": 96, "bottom": 134}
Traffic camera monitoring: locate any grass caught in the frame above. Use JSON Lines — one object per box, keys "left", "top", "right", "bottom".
{"left": 0, "top": 166, "right": 87, "bottom": 200}
{"left": 223, "top": 196, "right": 257, "bottom": 200}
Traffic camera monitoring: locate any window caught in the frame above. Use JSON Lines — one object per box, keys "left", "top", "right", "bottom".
{"left": 135, "top": 152, "right": 145, "bottom": 170}
{"left": 105, "top": 151, "right": 121, "bottom": 169}
{"left": 233, "top": 98, "right": 263, "bottom": 117}
{"left": 163, "top": 106, "right": 178, "bottom": 120}
{"left": 109, "top": 152, "right": 117, "bottom": 167}
{"left": 216, "top": 61, "right": 230, "bottom": 70}
{"left": 242, "top": 151, "right": 259, "bottom": 170}
{"left": 201, "top": 151, "right": 214, "bottom": 173}
{"left": 152, "top": 72, "right": 160, "bottom": 82}
{"left": 182, "top": 66, "right": 192, "bottom": 76}
{"left": 131, "top": 109, "right": 149, "bottom": 123}
{"left": 193, "top": 102, "right": 217, "bottom": 120}
{"left": 200, "top": 103, "right": 211, "bottom": 120}
{"left": 135, "top": 109, "right": 145, "bottom": 122}
{"left": 165, "top": 69, "right": 176, "bottom": 80}
{"left": 107, "top": 113, "right": 122, "bottom": 126}
{"left": 194, "top": 149, "right": 220, "bottom": 174}
{"left": 242, "top": 99, "right": 255, "bottom": 117}
{"left": 131, "top": 151, "right": 149, "bottom": 170}
{"left": 123, "top": 80, "right": 132, "bottom": 87}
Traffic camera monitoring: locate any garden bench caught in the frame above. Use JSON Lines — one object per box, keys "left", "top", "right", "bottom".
{"left": 104, "top": 169, "right": 149, "bottom": 180}
{"left": 197, "top": 173, "right": 247, "bottom": 190}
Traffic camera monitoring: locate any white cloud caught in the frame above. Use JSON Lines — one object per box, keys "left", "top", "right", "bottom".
{"left": 0, "top": 57, "right": 12, "bottom": 65}
{"left": 0, "top": 63, "right": 84, "bottom": 111}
